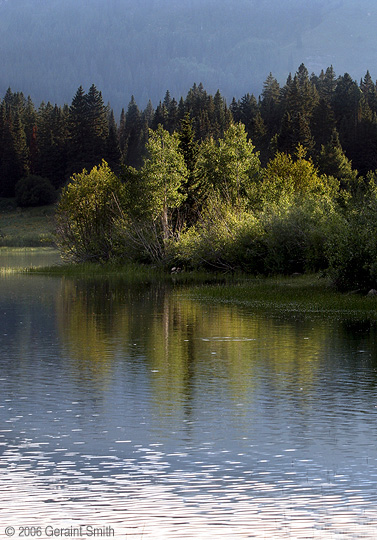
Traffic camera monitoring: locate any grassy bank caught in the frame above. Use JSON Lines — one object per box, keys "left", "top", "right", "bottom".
{"left": 26, "top": 260, "right": 226, "bottom": 285}
{"left": 0, "top": 199, "right": 56, "bottom": 247}
{"left": 185, "top": 273, "right": 377, "bottom": 321}
{"left": 27, "top": 258, "right": 377, "bottom": 320}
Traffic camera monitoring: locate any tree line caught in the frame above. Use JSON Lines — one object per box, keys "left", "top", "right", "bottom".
{"left": 2, "top": 63, "right": 377, "bottom": 199}
{"left": 5, "top": 63, "right": 377, "bottom": 292}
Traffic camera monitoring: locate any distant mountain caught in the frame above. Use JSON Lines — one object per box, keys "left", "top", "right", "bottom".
{"left": 0, "top": 0, "right": 376, "bottom": 115}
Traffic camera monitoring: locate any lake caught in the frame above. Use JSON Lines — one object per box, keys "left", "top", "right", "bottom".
{"left": 1, "top": 250, "right": 377, "bottom": 538}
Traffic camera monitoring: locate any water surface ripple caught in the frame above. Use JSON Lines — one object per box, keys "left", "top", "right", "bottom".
{"left": 1, "top": 261, "right": 377, "bottom": 538}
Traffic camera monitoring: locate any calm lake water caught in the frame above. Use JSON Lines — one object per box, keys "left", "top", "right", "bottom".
{"left": 1, "top": 251, "right": 377, "bottom": 538}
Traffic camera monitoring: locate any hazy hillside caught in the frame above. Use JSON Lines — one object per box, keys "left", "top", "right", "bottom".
{"left": 0, "top": 0, "right": 376, "bottom": 114}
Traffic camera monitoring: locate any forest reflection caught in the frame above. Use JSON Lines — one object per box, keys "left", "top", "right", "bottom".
{"left": 56, "top": 277, "right": 377, "bottom": 411}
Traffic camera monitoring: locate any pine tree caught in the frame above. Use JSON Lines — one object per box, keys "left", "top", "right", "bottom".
{"left": 260, "top": 73, "right": 281, "bottom": 137}
{"left": 317, "top": 128, "right": 357, "bottom": 190}
{"left": 106, "top": 110, "right": 122, "bottom": 172}
{"left": 167, "top": 97, "right": 179, "bottom": 133}
{"left": 86, "top": 84, "right": 109, "bottom": 163}
{"left": 122, "top": 96, "right": 143, "bottom": 168}
{"left": 360, "top": 70, "right": 377, "bottom": 113}
{"left": 238, "top": 93, "right": 258, "bottom": 136}
{"left": 67, "top": 85, "right": 90, "bottom": 173}
{"left": 251, "top": 112, "right": 269, "bottom": 164}
{"left": 140, "top": 100, "right": 154, "bottom": 156}
{"left": 311, "top": 98, "right": 336, "bottom": 152}
{"left": 152, "top": 101, "right": 168, "bottom": 131}
{"left": 36, "top": 102, "right": 68, "bottom": 187}
{"left": 118, "top": 108, "right": 127, "bottom": 155}
{"left": 322, "top": 66, "right": 337, "bottom": 102}
{"left": 229, "top": 97, "right": 240, "bottom": 123}
{"left": 212, "top": 89, "right": 228, "bottom": 139}
{"left": 0, "top": 107, "right": 29, "bottom": 196}
{"left": 333, "top": 73, "right": 362, "bottom": 160}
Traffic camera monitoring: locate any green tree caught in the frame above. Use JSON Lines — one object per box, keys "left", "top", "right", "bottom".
{"left": 261, "top": 145, "right": 338, "bottom": 205}
{"left": 195, "top": 122, "right": 260, "bottom": 205}
{"left": 141, "top": 124, "right": 188, "bottom": 242}
{"left": 55, "top": 160, "right": 126, "bottom": 262}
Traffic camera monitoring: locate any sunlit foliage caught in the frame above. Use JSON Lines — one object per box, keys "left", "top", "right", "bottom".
{"left": 55, "top": 160, "right": 126, "bottom": 262}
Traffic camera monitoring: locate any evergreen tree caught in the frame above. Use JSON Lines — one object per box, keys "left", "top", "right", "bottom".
{"left": 212, "top": 89, "right": 230, "bottom": 139}
{"left": 322, "top": 66, "right": 337, "bottom": 102}
{"left": 333, "top": 73, "right": 362, "bottom": 160}
{"left": 237, "top": 93, "right": 258, "bottom": 136}
{"left": 106, "top": 110, "right": 122, "bottom": 172}
{"left": 121, "top": 96, "right": 143, "bottom": 168}
{"left": 360, "top": 70, "right": 377, "bottom": 113}
{"left": 278, "top": 111, "right": 315, "bottom": 156}
{"left": 0, "top": 107, "right": 29, "bottom": 196}
{"left": 140, "top": 99, "right": 154, "bottom": 156}
{"left": 86, "top": 84, "right": 109, "bottom": 163}
{"left": 284, "top": 65, "right": 318, "bottom": 118}
{"left": 35, "top": 103, "right": 68, "bottom": 187}
{"left": 152, "top": 101, "right": 168, "bottom": 131}
{"left": 143, "top": 100, "right": 154, "bottom": 128}
{"left": 167, "top": 97, "right": 179, "bottom": 133}
{"left": 178, "top": 113, "right": 199, "bottom": 222}
{"left": 67, "top": 85, "right": 90, "bottom": 174}
{"left": 317, "top": 128, "right": 357, "bottom": 190}
{"left": 353, "top": 104, "right": 377, "bottom": 175}
{"left": 260, "top": 73, "right": 281, "bottom": 137}
{"left": 229, "top": 97, "right": 240, "bottom": 123}
{"left": 311, "top": 98, "right": 336, "bottom": 152}
{"left": 118, "top": 108, "right": 127, "bottom": 155}
{"left": 251, "top": 111, "right": 269, "bottom": 164}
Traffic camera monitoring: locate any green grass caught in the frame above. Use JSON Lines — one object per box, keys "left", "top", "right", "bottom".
{"left": 0, "top": 199, "right": 56, "bottom": 247}
{"left": 26, "top": 260, "right": 225, "bottom": 285}
{"left": 185, "top": 273, "right": 377, "bottom": 321}
{"left": 20, "top": 256, "right": 377, "bottom": 320}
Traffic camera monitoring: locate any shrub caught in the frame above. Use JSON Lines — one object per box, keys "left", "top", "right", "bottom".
{"left": 175, "top": 193, "right": 337, "bottom": 275}
{"left": 325, "top": 187, "right": 377, "bottom": 291}
{"left": 55, "top": 161, "right": 126, "bottom": 262}
{"left": 260, "top": 197, "right": 336, "bottom": 275}
{"left": 175, "top": 197, "right": 265, "bottom": 272}
{"left": 15, "top": 175, "right": 56, "bottom": 207}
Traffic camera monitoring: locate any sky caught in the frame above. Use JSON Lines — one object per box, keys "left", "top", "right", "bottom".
{"left": 0, "top": 0, "right": 376, "bottom": 114}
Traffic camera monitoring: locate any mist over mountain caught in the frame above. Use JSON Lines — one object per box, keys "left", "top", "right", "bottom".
{"left": 1, "top": 0, "right": 376, "bottom": 114}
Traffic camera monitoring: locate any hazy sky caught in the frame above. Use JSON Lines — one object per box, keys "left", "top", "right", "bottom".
{"left": 0, "top": 0, "right": 376, "bottom": 113}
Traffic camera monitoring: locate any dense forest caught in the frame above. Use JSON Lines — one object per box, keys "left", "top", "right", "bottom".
{"left": 0, "top": 63, "right": 376, "bottom": 196}
{"left": 4, "top": 63, "right": 377, "bottom": 291}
